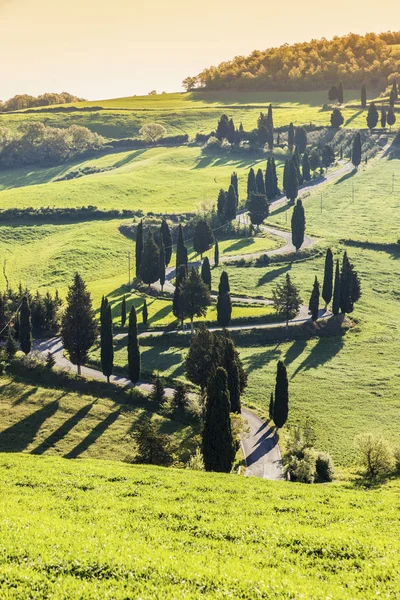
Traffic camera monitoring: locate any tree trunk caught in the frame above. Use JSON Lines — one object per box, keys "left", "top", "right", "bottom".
{"left": 190, "top": 318, "right": 194, "bottom": 335}
{"left": 77, "top": 363, "right": 81, "bottom": 376}
{"left": 107, "top": 375, "right": 110, "bottom": 384}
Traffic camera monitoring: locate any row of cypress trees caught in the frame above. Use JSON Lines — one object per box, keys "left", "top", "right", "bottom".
{"left": 247, "top": 157, "right": 279, "bottom": 201}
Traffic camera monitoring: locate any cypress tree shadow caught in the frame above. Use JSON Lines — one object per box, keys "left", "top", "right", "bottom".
{"left": 113, "top": 149, "right": 148, "bottom": 169}
{"left": 223, "top": 238, "right": 256, "bottom": 254}
{"left": 31, "top": 402, "right": 95, "bottom": 455}
{"left": 243, "top": 343, "right": 281, "bottom": 374}
{"left": 291, "top": 336, "right": 344, "bottom": 379}
{"left": 344, "top": 110, "right": 363, "bottom": 127}
{"left": 0, "top": 400, "right": 60, "bottom": 453}
{"left": 64, "top": 408, "right": 121, "bottom": 459}
{"left": 245, "top": 426, "right": 278, "bottom": 466}
{"left": 12, "top": 387, "right": 38, "bottom": 406}
{"left": 284, "top": 339, "right": 307, "bottom": 366}
{"left": 334, "top": 168, "right": 357, "bottom": 185}
{"left": 257, "top": 264, "right": 291, "bottom": 287}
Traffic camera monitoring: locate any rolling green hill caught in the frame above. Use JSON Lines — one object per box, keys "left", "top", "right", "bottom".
{"left": 0, "top": 453, "right": 399, "bottom": 598}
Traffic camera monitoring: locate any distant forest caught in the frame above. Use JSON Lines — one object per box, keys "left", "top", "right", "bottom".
{"left": 0, "top": 92, "right": 85, "bottom": 112}
{"left": 184, "top": 32, "right": 400, "bottom": 92}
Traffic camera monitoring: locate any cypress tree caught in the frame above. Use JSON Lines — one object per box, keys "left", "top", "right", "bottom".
{"left": 273, "top": 361, "right": 289, "bottom": 429}
{"left": 285, "top": 159, "right": 299, "bottom": 202}
{"left": 217, "top": 271, "right": 232, "bottom": 328}
{"left": 294, "top": 146, "right": 303, "bottom": 184}
{"left": 294, "top": 127, "right": 307, "bottom": 154}
{"left": 322, "top": 144, "right": 335, "bottom": 169}
{"left": 202, "top": 367, "right": 235, "bottom": 473}
{"left": 19, "top": 295, "right": 32, "bottom": 355}
{"left": 332, "top": 259, "right": 341, "bottom": 316}
{"left": 176, "top": 224, "right": 188, "bottom": 271}
{"left": 193, "top": 220, "right": 214, "bottom": 258}
{"left": 224, "top": 184, "right": 237, "bottom": 221}
{"left": 302, "top": 151, "right": 311, "bottom": 182}
{"left": 150, "top": 375, "right": 166, "bottom": 407}
{"left": 309, "top": 149, "right": 320, "bottom": 173}
{"left": 337, "top": 81, "right": 344, "bottom": 104}
{"left": 121, "top": 295, "right": 127, "bottom": 327}
{"left": 248, "top": 192, "right": 269, "bottom": 226}
{"left": 223, "top": 336, "right": 241, "bottom": 413}
{"left": 392, "top": 81, "right": 398, "bottom": 103}
{"left": 135, "top": 219, "right": 144, "bottom": 279}
{"left": 330, "top": 108, "right": 344, "bottom": 128}
{"left": 287, "top": 123, "right": 294, "bottom": 153}
{"left": 230, "top": 171, "right": 239, "bottom": 203}
{"left": 351, "top": 133, "right": 362, "bottom": 169}
{"left": 265, "top": 157, "right": 275, "bottom": 200}
{"left": 101, "top": 303, "right": 114, "bottom": 383}
{"left": 180, "top": 268, "right": 211, "bottom": 334}
{"left": 269, "top": 392, "right": 274, "bottom": 422}
{"left": 160, "top": 219, "right": 172, "bottom": 266}
{"left": 127, "top": 304, "right": 140, "bottom": 384}
{"left": 201, "top": 257, "right": 212, "bottom": 290}
{"left": 361, "top": 84, "right": 367, "bottom": 109}
{"left": 141, "top": 299, "right": 148, "bottom": 326}
{"left": 367, "top": 102, "right": 379, "bottom": 130}
{"left": 272, "top": 273, "right": 302, "bottom": 328}
{"left": 159, "top": 237, "right": 166, "bottom": 292}
{"left": 291, "top": 199, "right": 305, "bottom": 252}
{"left": 387, "top": 106, "right": 396, "bottom": 131}
{"left": 216, "top": 114, "right": 230, "bottom": 140}
{"left": 61, "top": 273, "right": 97, "bottom": 374}
{"left": 0, "top": 294, "right": 6, "bottom": 341}
{"left": 271, "top": 156, "right": 279, "bottom": 196}
{"left": 217, "top": 189, "right": 226, "bottom": 217}
{"left": 308, "top": 276, "right": 320, "bottom": 321}
{"left": 267, "top": 103, "right": 274, "bottom": 129}
{"left": 227, "top": 118, "right": 236, "bottom": 144}
{"left": 247, "top": 168, "right": 257, "bottom": 199}
{"left": 214, "top": 239, "right": 219, "bottom": 267}
{"left": 340, "top": 252, "right": 361, "bottom": 315}
{"left": 140, "top": 230, "right": 160, "bottom": 288}
{"left": 256, "top": 168, "right": 266, "bottom": 195}
{"left": 380, "top": 106, "right": 387, "bottom": 129}
{"left": 172, "top": 264, "right": 187, "bottom": 328}
{"left": 185, "top": 326, "right": 217, "bottom": 391}
{"left": 322, "top": 248, "right": 333, "bottom": 308}
{"left": 283, "top": 159, "right": 290, "bottom": 192}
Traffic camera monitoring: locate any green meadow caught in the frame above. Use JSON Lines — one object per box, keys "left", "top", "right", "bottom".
{"left": 0, "top": 453, "right": 398, "bottom": 598}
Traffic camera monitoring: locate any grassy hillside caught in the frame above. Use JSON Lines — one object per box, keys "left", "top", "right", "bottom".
{"left": 0, "top": 453, "right": 398, "bottom": 598}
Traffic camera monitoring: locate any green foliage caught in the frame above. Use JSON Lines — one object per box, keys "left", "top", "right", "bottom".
{"left": 330, "top": 108, "right": 344, "bottom": 128}
{"left": 5, "top": 334, "right": 18, "bottom": 362}
{"left": 322, "top": 248, "right": 333, "bottom": 307}
{"left": 367, "top": 102, "right": 379, "bottom": 130}
{"left": 273, "top": 361, "right": 289, "bottom": 429}
{"left": 193, "top": 220, "right": 214, "bottom": 257}
{"left": 294, "top": 127, "right": 307, "bottom": 153}
{"left": 351, "top": 133, "right": 362, "bottom": 168}
{"left": 387, "top": 105, "right": 396, "bottom": 130}
{"left": 332, "top": 259, "right": 341, "bottom": 316}
{"left": 247, "top": 192, "right": 269, "bottom": 226}
{"left": 285, "top": 158, "right": 298, "bottom": 202}
{"left": 127, "top": 305, "right": 140, "bottom": 385}
{"left": 19, "top": 296, "right": 32, "bottom": 355}
{"left": 247, "top": 168, "right": 257, "bottom": 199}
{"left": 214, "top": 239, "right": 219, "bottom": 267}
{"left": 301, "top": 151, "right": 311, "bottom": 182}
{"left": 176, "top": 224, "right": 188, "bottom": 271}
{"left": 255, "top": 168, "right": 265, "bottom": 195}
{"left": 291, "top": 199, "right": 306, "bottom": 251}
{"left": 361, "top": 84, "right": 367, "bottom": 109}
{"left": 308, "top": 276, "right": 320, "bottom": 321}
{"left": 159, "top": 237, "right": 166, "bottom": 291}
{"left": 185, "top": 326, "right": 216, "bottom": 391}
{"left": 337, "top": 81, "right": 344, "bottom": 104}
{"left": 160, "top": 219, "right": 173, "bottom": 266}
{"left": 339, "top": 252, "right": 361, "bottom": 315}
{"left": 180, "top": 268, "right": 211, "bottom": 330}
{"left": 140, "top": 230, "right": 160, "bottom": 286}
{"left": 355, "top": 433, "right": 395, "bottom": 481}
{"left": 224, "top": 185, "right": 237, "bottom": 222}
{"left": 172, "top": 265, "right": 187, "bottom": 325}
{"left": 133, "top": 415, "right": 173, "bottom": 466}
{"left": 202, "top": 367, "right": 235, "bottom": 473}
{"left": 272, "top": 274, "right": 302, "bottom": 326}
{"left": 321, "top": 144, "right": 335, "bottom": 168}
{"left": 201, "top": 257, "right": 212, "bottom": 290}
{"left": 150, "top": 376, "right": 167, "bottom": 408}
{"left": 100, "top": 301, "right": 114, "bottom": 382}
{"left": 217, "top": 189, "right": 226, "bottom": 217}
{"left": 142, "top": 299, "right": 148, "bottom": 325}
{"left": 217, "top": 272, "right": 232, "bottom": 328}
{"left": 315, "top": 452, "right": 335, "bottom": 483}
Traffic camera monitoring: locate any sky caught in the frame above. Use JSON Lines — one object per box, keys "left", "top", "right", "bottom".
{"left": 1, "top": 0, "right": 399, "bottom": 101}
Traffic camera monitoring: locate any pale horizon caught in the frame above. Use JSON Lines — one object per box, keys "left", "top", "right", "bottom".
{"left": 1, "top": 0, "right": 399, "bottom": 101}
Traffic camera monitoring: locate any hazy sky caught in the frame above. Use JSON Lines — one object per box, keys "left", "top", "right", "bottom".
{"left": 1, "top": 0, "right": 399, "bottom": 101}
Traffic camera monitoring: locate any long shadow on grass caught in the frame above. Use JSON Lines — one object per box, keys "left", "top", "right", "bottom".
{"left": 11, "top": 387, "right": 38, "bottom": 406}
{"left": 257, "top": 265, "right": 291, "bottom": 287}
{"left": 113, "top": 149, "right": 148, "bottom": 169}
{"left": 140, "top": 346, "right": 183, "bottom": 375}
{"left": 0, "top": 400, "right": 60, "bottom": 452}
{"left": 344, "top": 110, "right": 363, "bottom": 127}
{"left": 334, "top": 168, "right": 357, "bottom": 185}
{"left": 242, "top": 343, "right": 281, "bottom": 374}
{"left": 64, "top": 407, "right": 122, "bottom": 459}
{"left": 284, "top": 339, "right": 307, "bottom": 366}
{"left": 291, "top": 336, "right": 344, "bottom": 379}
{"left": 31, "top": 402, "right": 96, "bottom": 455}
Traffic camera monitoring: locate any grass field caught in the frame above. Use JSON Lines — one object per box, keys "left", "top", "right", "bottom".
{"left": 0, "top": 453, "right": 398, "bottom": 598}
{"left": 0, "top": 89, "right": 375, "bottom": 139}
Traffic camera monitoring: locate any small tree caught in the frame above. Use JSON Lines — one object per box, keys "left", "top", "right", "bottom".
{"left": 121, "top": 295, "right": 127, "bottom": 327}
{"left": 217, "top": 272, "right": 232, "bottom": 329}
{"left": 201, "top": 257, "right": 212, "bottom": 290}
{"left": 309, "top": 150, "right": 320, "bottom": 173}
{"left": 135, "top": 219, "right": 144, "bottom": 279}
{"left": 387, "top": 106, "right": 396, "bottom": 131}
{"left": 351, "top": 133, "right": 362, "bottom": 169}
{"left": 202, "top": 367, "right": 235, "bottom": 473}
{"left": 380, "top": 106, "right": 387, "bottom": 129}
{"left": 255, "top": 168, "right": 266, "bottom": 195}
{"left": 160, "top": 219, "right": 173, "bottom": 266}
{"left": 308, "top": 276, "right": 320, "bottom": 321}
{"left": 185, "top": 326, "right": 216, "bottom": 391}
{"left": 193, "top": 220, "right": 214, "bottom": 258}
{"left": 287, "top": 123, "right": 295, "bottom": 152}
{"left": 230, "top": 171, "right": 239, "bottom": 201}
{"left": 100, "top": 301, "right": 114, "bottom": 383}
{"left": 180, "top": 268, "right": 211, "bottom": 334}
{"left": 291, "top": 199, "right": 306, "bottom": 252}
{"left": 340, "top": 251, "right": 361, "bottom": 315}
{"left": 361, "top": 84, "right": 367, "bottom": 109}
{"left": 134, "top": 416, "right": 173, "bottom": 466}
{"left": 142, "top": 299, "right": 148, "bottom": 325}
{"left": 172, "top": 265, "right": 187, "bottom": 328}
{"left": 269, "top": 392, "right": 274, "bottom": 422}
{"left": 366, "top": 102, "right": 379, "bottom": 130}
{"left": 61, "top": 273, "right": 97, "bottom": 375}
{"left": 140, "top": 230, "right": 160, "bottom": 289}
{"left": 285, "top": 159, "right": 299, "bottom": 203}
{"left": 355, "top": 433, "right": 394, "bottom": 481}
{"left": 5, "top": 333, "right": 17, "bottom": 362}
{"left": 217, "top": 189, "right": 226, "bottom": 217}
{"left": 322, "top": 248, "right": 333, "bottom": 309}
{"left": 273, "top": 361, "right": 289, "bottom": 429}
{"left": 247, "top": 168, "right": 257, "bottom": 200}
{"left": 330, "top": 108, "right": 344, "bottom": 129}
{"left": 248, "top": 192, "right": 269, "bottom": 227}
{"left": 139, "top": 123, "right": 167, "bottom": 142}
{"left": 214, "top": 240, "right": 220, "bottom": 267}
{"left": 322, "top": 144, "right": 335, "bottom": 169}
{"left": 222, "top": 336, "right": 241, "bottom": 413}
{"left": 332, "top": 259, "right": 341, "bottom": 316}
{"left": 150, "top": 375, "right": 166, "bottom": 408}
{"left": 19, "top": 296, "right": 32, "bottom": 355}
{"left": 272, "top": 274, "right": 302, "bottom": 328}
{"left": 216, "top": 114, "right": 230, "bottom": 140}
{"left": 337, "top": 81, "right": 344, "bottom": 104}
{"left": 127, "top": 305, "right": 140, "bottom": 385}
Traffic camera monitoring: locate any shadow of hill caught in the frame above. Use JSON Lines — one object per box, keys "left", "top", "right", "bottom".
{"left": 291, "top": 336, "right": 344, "bottom": 379}
{"left": 0, "top": 400, "right": 60, "bottom": 452}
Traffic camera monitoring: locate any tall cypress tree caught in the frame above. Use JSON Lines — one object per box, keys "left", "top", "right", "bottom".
{"left": 322, "top": 248, "right": 333, "bottom": 308}
{"left": 337, "top": 81, "right": 344, "bottom": 104}
{"left": 361, "top": 84, "right": 367, "bottom": 109}
{"left": 201, "top": 257, "right": 212, "bottom": 290}
{"left": 256, "top": 168, "right": 266, "bottom": 195}
{"left": 193, "top": 220, "right": 214, "bottom": 258}
{"left": 265, "top": 157, "right": 275, "bottom": 200}
{"left": 387, "top": 106, "right": 396, "bottom": 131}
{"left": 217, "top": 189, "right": 226, "bottom": 217}
{"left": 61, "top": 273, "right": 97, "bottom": 374}
{"left": 127, "top": 304, "right": 140, "bottom": 384}
{"left": 283, "top": 159, "right": 290, "bottom": 192}
{"left": 173, "top": 264, "right": 187, "bottom": 328}
{"left": 202, "top": 367, "right": 235, "bottom": 473}
{"left": 380, "top": 106, "right": 387, "bottom": 129}
{"left": 217, "top": 271, "right": 232, "bottom": 329}
{"left": 135, "top": 219, "right": 144, "bottom": 279}
{"left": 273, "top": 361, "right": 289, "bottom": 429}
{"left": 294, "top": 127, "right": 307, "bottom": 154}
{"left": 142, "top": 299, "right": 148, "bottom": 325}
{"left": 287, "top": 123, "right": 295, "bottom": 153}
{"left": 222, "top": 336, "right": 241, "bottom": 413}
{"left": 293, "top": 146, "right": 303, "bottom": 184}
{"left": 121, "top": 295, "right": 127, "bottom": 327}
{"left": 101, "top": 302, "right": 114, "bottom": 383}
{"left": 230, "top": 171, "right": 239, "bottom": 204}
{"left": 140, "top": 230, "right": 160, "bottom": 288}
{"left": 291, "top": 199, "right": 305, "bottom": 252}
{"left": 271, "top": 156, "right": 279, "bottom": 196}
{"left": 160, "top": 219, "right": 172, "bottom": 266}
{"left": 176, "top": 224, "right": 188, "bottom": 271}
{"left": 308, "top": 276, "right": 320, "bottom": 321}
{"left": 286, "top": 158, "right": 299, "bottom": 202}
{"left": 19, "top": 295, "right": 32, "bottom": 355}
{"left": 247, "top": 168, "right": 257, "bottom": 199}
{"left": 367, "top": 102, "right": 379, "bottom": 130}
{"left": 351, "top": 132, "right": 362, "bottom": 169}
{"left": 340, "top": 252, "right": 361, "bottom": 315}
{"left": 214, "top": 239, "right": 219, "bottom": 267}
{"left": 302, "top": 151, "right": 311, "bottom": 182}
{"left": 332, "top": 259, "right": 341, "bottom": 316}
{"left": 269, "top": 392, "right": 274, "bottom": 422}
{"left": 224, "top": 184, "right": 237, "bottom": 221}
{"left": 267, "top": 103, "right": 274, "bottom": 129}
{"left": 159, "top": 237, "right": 166, "bottom": 292}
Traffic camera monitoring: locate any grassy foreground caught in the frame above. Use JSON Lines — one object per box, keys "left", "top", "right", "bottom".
{"left": 0, "top": 453, "right": 398, "bottom": 598}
